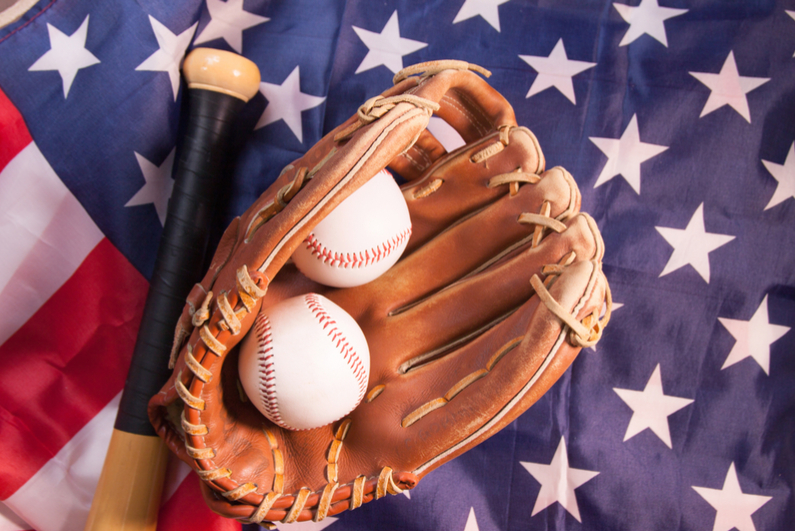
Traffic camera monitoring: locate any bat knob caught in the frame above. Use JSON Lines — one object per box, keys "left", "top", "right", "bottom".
{"left": 183, "top": 48, "right": 261, "bottom": 103}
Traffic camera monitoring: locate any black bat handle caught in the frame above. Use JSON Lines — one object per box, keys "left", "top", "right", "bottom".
{"left": 116, "top": 49, "right": 260, "bottom": 435}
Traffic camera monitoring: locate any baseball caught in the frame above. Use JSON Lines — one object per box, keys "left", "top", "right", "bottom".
{"left": 292, "top": 168, "right": 412, "bottom": 288}
{"left": 237, "top": 293, "right": 370, "bottom": 431}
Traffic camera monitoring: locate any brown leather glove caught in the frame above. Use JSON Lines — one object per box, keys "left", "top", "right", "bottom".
{"left": 148, "top": 60, "right": 611, "bottom": 526}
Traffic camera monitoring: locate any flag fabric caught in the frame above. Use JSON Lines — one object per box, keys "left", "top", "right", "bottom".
{"left": 0, "top": 1, "right": 793, "bottom": 530}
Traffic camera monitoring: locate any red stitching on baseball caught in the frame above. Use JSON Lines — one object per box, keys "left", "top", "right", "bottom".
{"left": 302, "top": 227, "right": 412, "bottom": 269}
{"left": 254, "top": 313, "right": 286, "bottom": 427}
{"left": 304, "top": 294, "right": 369, "bottom": 397}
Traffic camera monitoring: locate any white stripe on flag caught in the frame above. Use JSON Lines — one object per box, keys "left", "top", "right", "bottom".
{"left": 0, "top": 502, "right": 29, "bottom": 531}
{"left": 162, "top": 450, "right": 193, "bottom": 505}
{"left": 0, "top": 142, "right": 103, "bottom": 345}
{"left": 4, "top": 393, "right": 120, "bottom": 531}
{"left": 3, "top": 388, "right": 192, "bottom": 531}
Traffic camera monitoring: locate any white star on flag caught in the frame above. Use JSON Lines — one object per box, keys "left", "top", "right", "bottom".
{"left": 614, "top": 364, "right": 693, "bottom": 448}
{"left": 689, "top": 51, "right": 769, "bottom": 123}
{"left": 428, "top": 116, "right": 467, "bottom": 151}
{"left": 655, "top": 203, "right": 735, "bottom": 283}
{"left": 692, "top": 463, "right": 772, "bottom": 531}
{"left": 125, "top": 149, "right": 176, "bottom": 226}
{"left": 453, "top": 0, "right": 510, "bottom": 32}
{"left": 604, "top": 301, "right": 623, "bottom": 318}
{"left": 519, "top": 39, "right": 596, "bottom": 104}
{"left": 613, "top": 0, "right": 688, "bottom": 47}
{"left": 194, "top": 0, "right": 269, "bottom": 54}
{"left": 520, "top": 437, "right": 599, "bottom": 522}
{"left": 255, "top": 66, "right": 326, "bottom": 143}
{"left": 590, "top": 114, "right": 668, "bottom": 193}
{"left": 28, "top": 15, "right": 100, "bottom": 98}
{"left": 464, "top": 507, "right": 480, "bottom": 530}
{"left": 135, "top": 16, "right": 197, "bottom": 101}
{"left": 761, "top": 142, "right": 795, "bottom": 210}
{"left": 719, "top": 295, "right": 790, "bottom": 375}
{"left": 352, "top": 11, "right": 427, "bottom": 74}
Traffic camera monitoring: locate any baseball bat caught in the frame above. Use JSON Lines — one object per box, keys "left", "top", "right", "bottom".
{"left": 84, "top": 48, "right": 260, "bottom": 531}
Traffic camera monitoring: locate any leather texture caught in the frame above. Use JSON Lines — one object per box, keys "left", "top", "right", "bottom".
{"left": 148, "top": 61, "right": 610, "bottom": 526}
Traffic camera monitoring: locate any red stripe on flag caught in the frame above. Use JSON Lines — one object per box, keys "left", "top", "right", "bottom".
{"left": 0, "top": 238, "right": 146, "bottom": 498}
{"left": 0, "top": 87, "right": 32, "bottom": 172}
{"left": 158, "top": 472, "right": 241, "bottom": 531}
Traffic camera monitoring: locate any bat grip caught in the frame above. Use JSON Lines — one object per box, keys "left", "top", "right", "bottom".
{"left": 116, "top": 89, "right": 245, "bottom": 435}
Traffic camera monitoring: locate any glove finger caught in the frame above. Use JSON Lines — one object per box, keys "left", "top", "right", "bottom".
{"left": 400, "top": 125, "right": 546, "bottom": 253}
{"left": 337, "top": 166, "right": 580, "bottom": 313}
{"left": 348, "top": 212, "right": 603, "bottom": 373}
{"left": 345, "top": 257, "right": 608, "bottom": 480}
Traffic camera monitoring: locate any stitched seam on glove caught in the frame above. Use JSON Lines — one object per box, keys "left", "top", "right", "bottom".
{"left": 401, "top": 336, "right": 522, "bottom": 428}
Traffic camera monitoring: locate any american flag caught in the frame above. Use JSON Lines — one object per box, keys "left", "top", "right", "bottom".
{"left": 1, "top": 1, "right": 793, "bottom": 530}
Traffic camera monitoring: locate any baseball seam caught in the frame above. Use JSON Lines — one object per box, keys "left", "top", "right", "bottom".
{"left": 305, "top": 294, "right": 369, "bottom": 398}
{"left": 303, "top": 226, "right": 412, "bottom": 269}
{"left": 254, "top": 313, "right": 286, "bottom": 428}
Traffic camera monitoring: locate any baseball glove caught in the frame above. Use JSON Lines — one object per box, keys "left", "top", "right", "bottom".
{"left": 149, "top": 60, "right": 611, "bottom": 526}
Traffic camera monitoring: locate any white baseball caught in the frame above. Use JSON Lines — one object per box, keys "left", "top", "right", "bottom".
{"left": 237, "top": 293, "right": 370, "bottom": 431}
{"left": 292, "top": 168, "right": 412, "bottom": 288}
